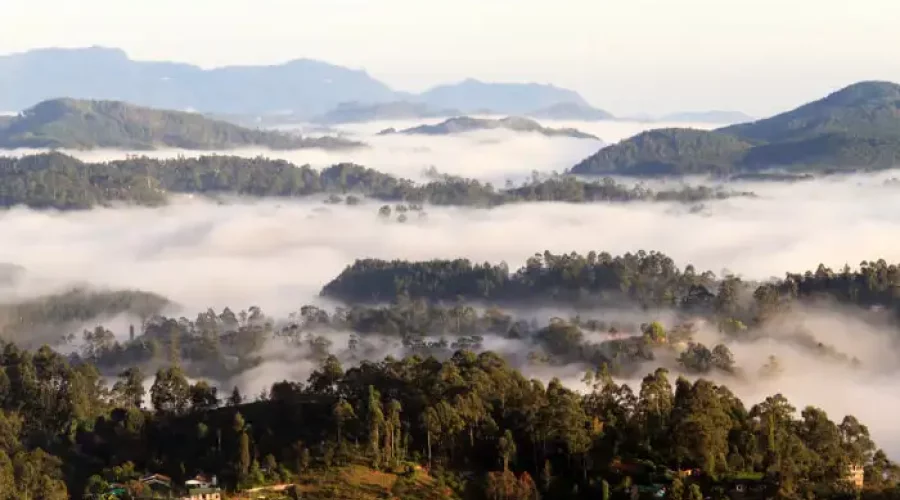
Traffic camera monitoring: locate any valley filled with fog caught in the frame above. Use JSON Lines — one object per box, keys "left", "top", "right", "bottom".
{"left": 5, "top": 115, "right": 900, "bottom": 460}
{"left": 9, "top": 5, "right": 900, "bottom": 495}
{"left": 4, "top": 117, "right": 716, "bottom": 184}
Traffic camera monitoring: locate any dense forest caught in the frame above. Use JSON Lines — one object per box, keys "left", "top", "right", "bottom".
{"left": 1, "top": 251, "right": 900, "bottom": 497}
{"left": 571, "top": 81, "right": 900, "bottom": 175}
{"left": 322, "top": 249, "right": 900, "bottom": 315}
{"left": 0, "top": 98, "right": 364, "bottom": 150}
{"left": 0, "top": 153, "right": 752, "bottom": 209}
{"left": 11, "top": 250, "right": 898, "bottom": 383}
{"left": 1, "top": 336, "right": 896, "bottom": 499}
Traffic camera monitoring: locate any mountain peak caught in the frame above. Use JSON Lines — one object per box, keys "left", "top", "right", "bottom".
{"left": 419, "top": 80, "right": 591, "bottom": 114}
{"left": 718, "top": 80, "right": 900, "bottom": 143}
{"left": 818, "top": 81, "right": 900, "bottom": 106}
{"left": 571, "top": 79, "right": 900, "bottom": 176}
{"left": 9, "top": 45, "right": 128, "bottom": 59}
{"left": 0, "top": 47, "right": 600, "bottom": 118}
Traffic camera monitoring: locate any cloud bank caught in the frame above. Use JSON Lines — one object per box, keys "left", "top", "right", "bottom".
{"left": 3, "top": 123, "right": 900, "bottom": 457}
{"left": 2, "top": 118, "right": 715, "bottom": 185}
{"left": 2, "top": 170, "right": 900, "bottom": 313}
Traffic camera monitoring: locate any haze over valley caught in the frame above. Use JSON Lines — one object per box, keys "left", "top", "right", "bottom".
{"left": 4, "top": 4, "right": 900, "bottom": 498}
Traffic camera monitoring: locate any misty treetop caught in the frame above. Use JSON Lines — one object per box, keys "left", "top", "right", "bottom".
{"left": 0, "top": 152, "right": 753, "bottom": 210}
{"left": 321, "top": 250, "right": 711, "bottom": 306}
{"left": 571, "top": 81, "right": 900, "bottom": 175}
{"left": 0, "top": 335, "right": 894, "bottom": 499}
{"left": 3, "top": 255, "right": 900, "bottom": 497}
{"left": 1, "top": 249, "right": 885, "bottom": 393}
{"left": 65, "top": 285, "right": 860, "bottom": 394}
{"left": 321, "top": 249, "right": 900, "bottom": 321}
{"left": 0, "top": 287, "right": 169, "bottom": 347}
{"left": 0, "top": 97, "right": 365, "bottom": 150}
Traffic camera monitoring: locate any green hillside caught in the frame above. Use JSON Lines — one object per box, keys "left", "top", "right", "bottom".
{"left": 0, "top": 98, "right": 364, "bottom": 150}
{"left": 570, "top": 128, "right": 751, "bottom": 175}
{"left": 721, "top": 81, "right": 900, "bottom": 142}
{"left": 571, "top": 81, "right": 900, "bottom": 175}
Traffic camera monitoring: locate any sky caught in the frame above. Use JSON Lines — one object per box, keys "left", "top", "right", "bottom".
{"left": 3, "top": 0, "right": 900, "bottom": 116}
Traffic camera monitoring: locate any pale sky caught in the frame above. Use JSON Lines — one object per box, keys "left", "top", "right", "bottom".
{"left": 3, "top": 0, "right": 900, "bottom": 116}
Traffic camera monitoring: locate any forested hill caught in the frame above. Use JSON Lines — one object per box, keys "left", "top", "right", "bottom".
{"left": 0, "top": 98, "right": 364, "bottom": 150}
{"left": 571, "top": 81, "right": 900, "bottom": 175}
{"left": 719, "top": 81, "right": 900, "bottom": 142}
{"left": 5, "top": 337, "right": 892, "bottom": 499}
{"left": 378, "top": 116, "right": 600, "bottom": 140}
{"left": 322, "top": 249, "right": 900, "bottom": 315}
{"left": 0, "top": 153, "right": 752, "bottom": 209}
{"left": 5, "top": 252, "right": 900, "bottom": 497}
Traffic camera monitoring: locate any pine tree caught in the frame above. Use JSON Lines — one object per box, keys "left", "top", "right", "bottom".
{"left": 228, "top": 386, "right": 243, "bottom": 406}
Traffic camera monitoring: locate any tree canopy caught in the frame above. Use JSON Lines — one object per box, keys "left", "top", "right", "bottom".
{"left": 0, "top": 153, "right": 752, "bottom": 209}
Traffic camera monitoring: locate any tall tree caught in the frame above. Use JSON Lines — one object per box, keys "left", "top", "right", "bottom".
{"left": 149, "top": 366, "right": 190, "bottom": 415}
{"left": 112, "top": 367, "right": 145, "bottom": 409}
{"left": 498, "top": 429, "right": 517, "bottom": 471}
{"left": 365, "top": 386, "right": 385, "bottom": 467}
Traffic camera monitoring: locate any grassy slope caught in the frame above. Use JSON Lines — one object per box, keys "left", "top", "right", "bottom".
{"left": 233, "top": 465, "right": 456, "bottom": 500}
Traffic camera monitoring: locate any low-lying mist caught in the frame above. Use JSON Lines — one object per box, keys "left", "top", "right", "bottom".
{"left": 2, "top": 172, "right": 900, "bottom": 313}
{"left": 1, "top": 118, "right": 715, "bottom": 185}
{"left": 209, "top": 299, "right": 900, "bottom": 458}
{"left": 2, "top": 135, "right": 900, "bottom": 457}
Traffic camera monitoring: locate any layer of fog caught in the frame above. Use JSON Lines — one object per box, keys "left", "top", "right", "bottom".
{"left": 4, "top": 171, "right": 900, "bottom": 313}
{"left": 223, "top": 301, "right": 900, "bottom": 457}
{"left": 0, "top": 162, "right": 899, "bottom": 455}
{"left": 569, "top": 305, "right": 900, "bottom": 457}
{"left": 2, "top": 118, "right": 716, "bottom": 186}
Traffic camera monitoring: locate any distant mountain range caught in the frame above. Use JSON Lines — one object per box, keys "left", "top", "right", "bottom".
{"left": 0, "top": 46, "right": 610, "bottom": 120}
{"left": 527, "top": 102, "right": 615, "bottom": 121}
{"left": 570, "top": 81, "right": 900, "bottom": 176}
{"left": 0, "top": 98, "right": 363, "bottom": 150}
{"left": 416, "top": 78, "right": 595, "bottom": 115}
{"left": 377, "top": 116, "right": 601, "bottom": 140}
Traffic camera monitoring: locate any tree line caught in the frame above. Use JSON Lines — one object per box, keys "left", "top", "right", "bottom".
{"left": 0, "top": 336, "right": 896, "bottom": 499}
{"left": 0, "top": 153, "right": 752, "bottom": 209}
{"left": 322, "top": 250, "right": 900, "bottom": 319}
{"left": 2, "top": 251, "right": 899, "bottom": 497}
